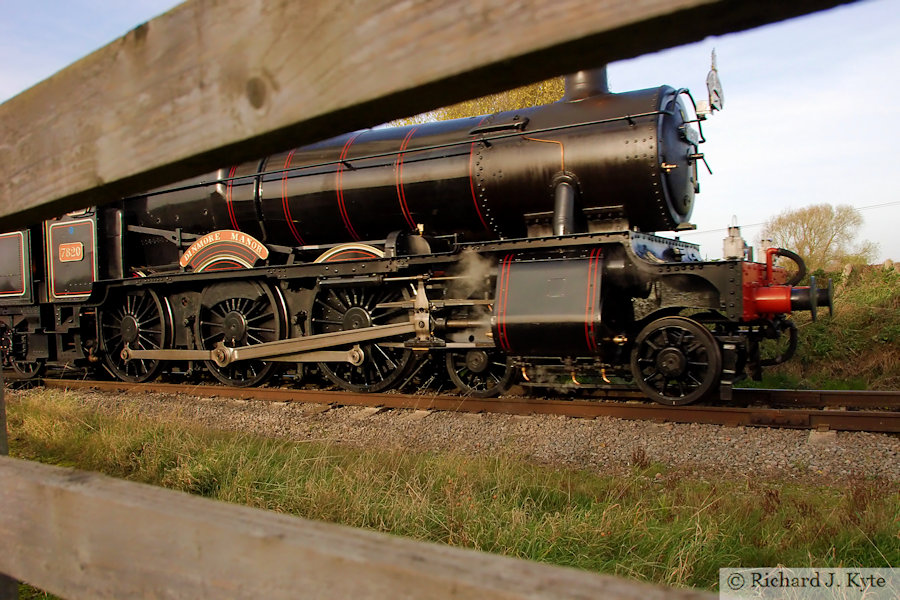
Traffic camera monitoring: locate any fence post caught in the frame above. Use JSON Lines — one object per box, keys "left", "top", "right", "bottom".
{"left": 0, "top": 367, "right": 20, "bottom": 600}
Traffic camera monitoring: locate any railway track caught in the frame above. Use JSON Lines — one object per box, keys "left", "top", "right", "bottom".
{"left": 34, "top": 378, "right": 900, "bottom": 433}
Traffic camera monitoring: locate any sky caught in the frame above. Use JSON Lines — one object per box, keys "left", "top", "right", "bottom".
{"left": 2, "top": 0, "right": 899, "bottom": 262}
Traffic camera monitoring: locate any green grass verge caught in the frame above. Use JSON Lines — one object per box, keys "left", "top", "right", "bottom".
{"left": 6, "top": 389, "right": 899, "bottom": 592}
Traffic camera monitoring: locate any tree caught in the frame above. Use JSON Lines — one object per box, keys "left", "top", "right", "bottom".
{"left": 435, "top": 77, "right": 565, "bottom": 120}
{"left": 391, "top": 77, "right": 564, "bottom": 126}
{"left": 759, "top": 203, "right": 877, "bottom": 273}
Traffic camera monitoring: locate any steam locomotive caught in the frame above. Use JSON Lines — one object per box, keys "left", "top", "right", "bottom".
{"left": 0, "top": 66, "right": 832, "bottom": 404}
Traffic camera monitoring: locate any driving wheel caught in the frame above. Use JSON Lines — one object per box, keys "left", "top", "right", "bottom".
{"left": 310, "top": 285, "right": 415, "bottom": 392}
{"left": 630, "top": 316, "right": 721, "bottom": 405}
{"left": 195, "top": 281, "right": 286, "bottom": 387}
{"left": 99, "top": 288, "right": 172, "bottom": 382}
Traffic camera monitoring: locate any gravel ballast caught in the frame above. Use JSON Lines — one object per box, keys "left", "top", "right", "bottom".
{"left": 14, "top": 388, "right": 900, "bottom": 484}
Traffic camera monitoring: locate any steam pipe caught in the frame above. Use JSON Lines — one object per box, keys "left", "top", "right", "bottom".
{"left": 765, "top": 247, "right": 806, "bottom": 286}
{"left": 553, "top": 181, "right": 575, "bottom": 236}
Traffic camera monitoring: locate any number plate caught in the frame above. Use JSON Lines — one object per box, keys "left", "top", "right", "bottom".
{"left": 59, "top": 242, "right": 84, "bottom": 262}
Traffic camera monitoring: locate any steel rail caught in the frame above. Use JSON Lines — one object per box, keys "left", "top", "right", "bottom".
{"left": 37, "top": 379, "right": 900, "bottom": 433}
{"left": 732, "top": 388, "right": 900, "bottom": 409}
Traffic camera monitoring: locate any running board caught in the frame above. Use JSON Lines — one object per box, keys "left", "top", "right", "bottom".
{"left": 121, "top": 322, "right": 416, "bottom": 367}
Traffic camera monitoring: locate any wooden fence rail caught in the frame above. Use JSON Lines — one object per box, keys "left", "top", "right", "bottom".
{"left": 0, "top": 370, "right": 15, "bottom": 599}
{"left": 0, "top": 456, "right": 713, "bottom": 599}
{"left": 0, "top": 0, "right": 852, "bottom": 231}
{"left": 0, "top": 0, "right": 857, "bottom": 597}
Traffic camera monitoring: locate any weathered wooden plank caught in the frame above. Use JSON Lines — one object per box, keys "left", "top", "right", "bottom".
{"left": 0, "top": 372, "right": 18, "bottom": 600}
{"left": 0, "top": 456, "right": 713, "bottom": 599}
{"left": 0, "top": 0, "right": 854, "bottom": 231}
{"left": 0, "top": 572, "right": 15, "bottom": 599}
{"left": 0, "top": 370, "right": 7, "bottom": 457}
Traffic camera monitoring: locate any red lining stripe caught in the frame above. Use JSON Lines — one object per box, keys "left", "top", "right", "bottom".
{"left": 468, "top": 117, "right": 492, "bottom": 232}
{"left": 590, "top": 253, "right": 599, "bottom": 352}
{"left": 496, "top": 256, "right": 507, "bottom": 351}
{"left": 225, "top": 165, "right": 240, "bottom": 231}
{"left": 590, "top": 249, "right": 601, "bottom": 352}
{"left": 502, "top": 255, "right": 514, "bottom": 351}
{"left": 496, "top": 254, "right": 514, "bottom": 351}
{"left": 323, "top": 250, "right": 380, "bottom": 262}
{"left": 0, "top": 232, "right": 26, "bottom": 295}
{"left": 583, "top": 249, "right": 601, "bottom": 353}
{"left": 202, "top": 260, "right": 244, "bottom": 272}
{"left": 281, "top": 150, "right": 305, "bottom": 245}
{"left": 395, "top": 127, "right": 419, "bottom": 230}
{"left": 47, "top": 220, "right": 96, "bottom": 298}
{"left": 336, "top": 133, "right": 363, "bottom": 241}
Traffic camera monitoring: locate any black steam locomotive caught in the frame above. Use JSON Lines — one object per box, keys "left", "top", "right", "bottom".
{"left": 0, "top": 67, "right": 831, "bottom": 404}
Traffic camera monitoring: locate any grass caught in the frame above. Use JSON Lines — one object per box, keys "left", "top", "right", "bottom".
{"left": 746, "top": 265, "right": 900, "bottom": 390}
{"left": 6, "top": 389, "right": 898, "bottom": 593}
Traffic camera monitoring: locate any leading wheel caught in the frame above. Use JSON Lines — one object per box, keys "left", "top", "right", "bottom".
{"left": 196, "top": 281, "right": 286, "bottom": 387}
{"left": 445, "top": 350, "right": 515, "bottom": 397}
{"left": 11, "top": 358, "right": 44, "bottom": 379}
{"left": 310, "top": 285, "right": 415, "bottom": 392}
{"left": 630, "top": 316, "right": 721, "bottom": 405}
{"left": 3, "top": 322, "right": 45, "bottom": 379}
{"left": 100, "top": 289, "right": 172, "bottom": 382}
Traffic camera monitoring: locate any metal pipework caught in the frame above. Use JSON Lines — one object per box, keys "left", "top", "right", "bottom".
{"left": 765, "top": 247, "right": 806, "bottom": 286}
{"left": 553, "top": 181, "right": 576, "bottom": 236}
{"left": 445, "top": 319, "right": 492, "bottom": 329}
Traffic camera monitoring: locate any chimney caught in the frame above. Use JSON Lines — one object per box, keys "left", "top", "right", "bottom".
{"left": 562, "top": 67, "right": 610, "bottom": 101}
